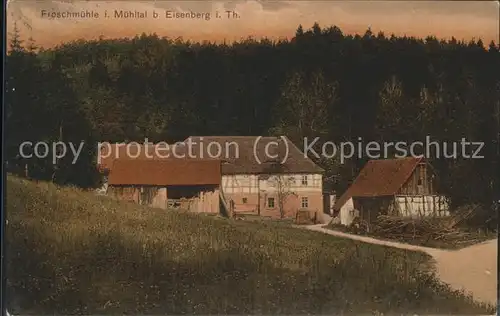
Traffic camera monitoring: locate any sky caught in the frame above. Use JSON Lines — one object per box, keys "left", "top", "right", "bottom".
{"left": 6, "top": 0, "right": 500, "bottom": 48}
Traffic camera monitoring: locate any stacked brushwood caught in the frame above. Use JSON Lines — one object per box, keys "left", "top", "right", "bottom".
{"left": 356, "top": 206, "right": 483, "bottom": 245}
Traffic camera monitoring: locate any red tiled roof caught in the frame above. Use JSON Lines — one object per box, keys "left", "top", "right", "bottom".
{"left": 98, "top": 137, "right": 324, "bottom": 175}
{"left": 108, "top": 159, "right": 221, "bottom": 186}
{"left": 97, "top": 143, "right": 178, "bottom": 172}
{"left": 333, "top": 157, "right": 423, "bottom": 210}
{"left": 98, "top": 136, "right": 324, "bottom": 174}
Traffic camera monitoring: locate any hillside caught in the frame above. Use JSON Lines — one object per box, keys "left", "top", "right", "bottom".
{"left": 5, "top": 175, "right": 494, "bottom": 314}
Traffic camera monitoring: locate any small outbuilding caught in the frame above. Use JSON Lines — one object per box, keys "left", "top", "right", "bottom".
{"left": 333, "top": 157, "right": 449, "bottom": 226}
{"left": 107, "top": 158, "right": 222, "bottom": 214}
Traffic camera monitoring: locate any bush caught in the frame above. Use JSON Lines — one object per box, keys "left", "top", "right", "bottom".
{"left": 452, "top": 203, "right": 498, "bottom": 231}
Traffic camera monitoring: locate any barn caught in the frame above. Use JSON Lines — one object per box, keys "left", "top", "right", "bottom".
{"left": 107, "top": 158, "right": 222, "bottom": 214}
{"left": 333, "top": 157, "right": 449, "bottom": 226}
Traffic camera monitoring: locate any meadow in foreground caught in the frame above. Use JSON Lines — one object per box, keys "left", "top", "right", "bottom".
{"left": 5, "top": 175, "right": 494, "bottom": 314}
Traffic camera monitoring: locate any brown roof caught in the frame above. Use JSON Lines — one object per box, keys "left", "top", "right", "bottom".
{"left": 97, "top": 142, "right": 186, "bottom": 172}
{"left": 333, "top": 157, "right": 423, "bottom": 210}
{"left": 184, "top": 136, "right": 324, "bottom": 174}
{"left": 98, "top": 136, "right": 324, "bottom": 175}
{"left": 108, "top": 159, "right": 221, "bottom": 186}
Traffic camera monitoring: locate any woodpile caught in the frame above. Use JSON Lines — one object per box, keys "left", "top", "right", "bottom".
{"left": 369, "top": 216, "right": 475, "bottom": 244}
{"left": 353, "top": 207, "right": 485, "bottom": 244}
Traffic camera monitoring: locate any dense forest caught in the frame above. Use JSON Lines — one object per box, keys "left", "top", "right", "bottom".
{"left": 5, "top": 23, "right": 500, "bottom": 210}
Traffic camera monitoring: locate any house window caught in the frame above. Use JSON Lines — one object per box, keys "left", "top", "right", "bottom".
{"left": 267, "top": 197, "right": 275, "bottom": 208}
{"left": 301, "top": 197, "right": 309, "bottom": 208}
{"left": 242, "top": 197, "right": 248, "bottom": 204}
{"left": 301, "top": 175, "right": 308, "bottom": 186}
{"left": 417, "top": 178, "right": 423, "bottom": 186}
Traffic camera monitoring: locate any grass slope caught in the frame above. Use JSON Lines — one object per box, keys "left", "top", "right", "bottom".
{"left": 5, "top": 176, "right": 494, "bottom": 314}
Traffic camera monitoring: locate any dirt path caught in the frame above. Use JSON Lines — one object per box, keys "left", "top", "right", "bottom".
{"left": 303, "top": 224, "right": 498, "bottom": 306}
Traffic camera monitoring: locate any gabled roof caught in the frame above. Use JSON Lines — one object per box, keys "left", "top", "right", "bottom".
{"left": 108, "top": 158, "right": 221, "bottom": 186}
{"left": 98, "top": 143, "right": 169, "bottom": 172}
{"left": 98, "top": 136, "right": 324, "bottom": 175}
{"left": 333, "top": 157, "right": 424, "bottom": 210}
{"left": 184, "top": 136, "right": 324, "bottom": 174}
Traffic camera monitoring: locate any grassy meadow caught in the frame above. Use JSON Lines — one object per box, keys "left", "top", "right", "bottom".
{"left": 5, "top": 175, "right": 494, "bottom": 314}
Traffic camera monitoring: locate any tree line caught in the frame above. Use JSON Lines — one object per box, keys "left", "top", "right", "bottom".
{"left": 5, "top": 22, "right": 500, "bottom": 210}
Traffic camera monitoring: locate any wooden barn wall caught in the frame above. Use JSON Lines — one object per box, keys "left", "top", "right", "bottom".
{"left": 399, "top": 163, "right": 436, "bottom": 195}
{"left": 167, "top": 185, "right": 220, "bottom": 214}
{"left": 353, "top": 196, "right": 394, "bottom": 223}
{"left": 108, "top": 186, "right": 140, "bottom": 203}
{"left": 108, "top": 185, "right": 220, "bottom": 213}
{"left": 350, "top": 194, "right": 449, "bottom": 223}
{"left": 394, "top": 195, "right": 450, "bottom": 217}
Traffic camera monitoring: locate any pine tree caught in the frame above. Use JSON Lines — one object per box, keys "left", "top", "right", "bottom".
{"left": 488, "top": 41, "right": 499, "bottom": 53}
{"left": 9, "top": 21, "right": 24, "bottom": 53}
{"left": 312, "top": 22, "right": 321, "bottom": 35}
{"left": 27, "top": 36, "right": 37, "bottom": 53}
{"left": 295, "top": 24, "right": 304, "bottom": 37}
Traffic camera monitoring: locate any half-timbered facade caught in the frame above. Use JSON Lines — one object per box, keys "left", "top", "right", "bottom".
{"left": 333, "top": 157, "right": 449, "bottom": 226}
{"left": 185, "top": 136, "right": 325, "bottom": 218}
{"left": 97, "top": 136, "right": 325, "bottom": 219}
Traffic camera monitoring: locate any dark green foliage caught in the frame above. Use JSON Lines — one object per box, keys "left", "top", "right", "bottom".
{"left": 5, "top": 25, "right": 499, "bottom": 206}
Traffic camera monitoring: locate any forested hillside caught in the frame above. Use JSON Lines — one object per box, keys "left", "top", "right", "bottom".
{"left": 5, "top": 23, "right": 499, "bottom": 209}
